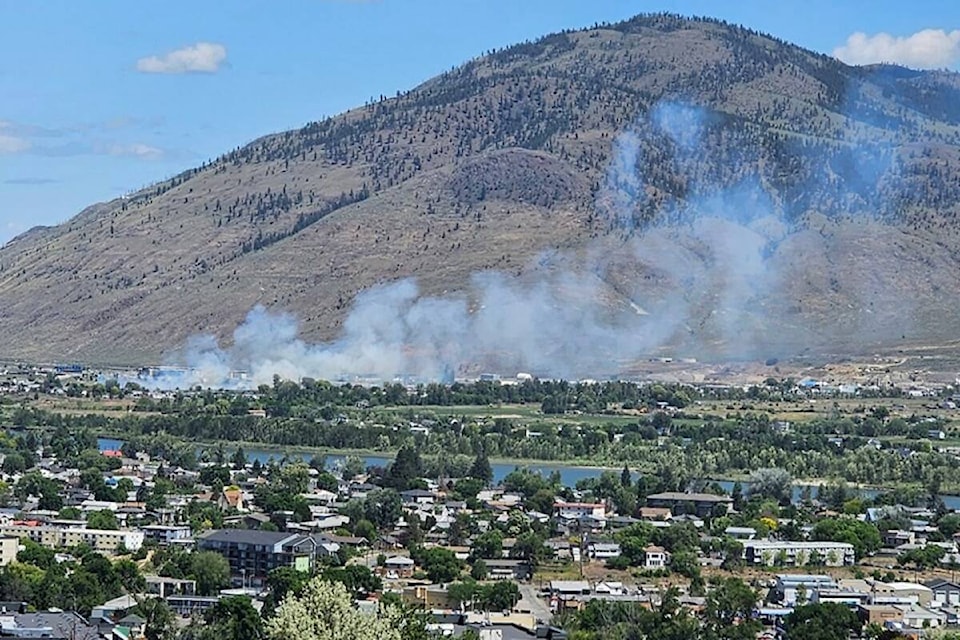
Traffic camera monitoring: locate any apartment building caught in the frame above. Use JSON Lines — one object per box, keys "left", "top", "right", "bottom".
{"left": 0, "top": 523, "right": 143, "bottom": 555}
{"left": 743, "top": 540, "right": 855, "bottom": 567}
{"left": 196, "top": 529, "right": 325, "bottom": 586}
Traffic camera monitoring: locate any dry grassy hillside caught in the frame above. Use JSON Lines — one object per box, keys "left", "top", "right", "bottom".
{"left": 3, "top": 13, "right": 960, "bottom": 366}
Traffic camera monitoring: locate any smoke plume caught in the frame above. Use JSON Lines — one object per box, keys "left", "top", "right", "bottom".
{"left": 153, "top": 99, "right": 909, "bottom": 388}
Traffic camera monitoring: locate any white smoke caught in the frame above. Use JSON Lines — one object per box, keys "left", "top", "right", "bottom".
{"left": 154, "top": 99, "right": 903, "bottom": 389}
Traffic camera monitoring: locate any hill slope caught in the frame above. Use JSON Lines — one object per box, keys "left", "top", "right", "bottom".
{"left": 4, "top": 13, "right": 960, "bottom": 375}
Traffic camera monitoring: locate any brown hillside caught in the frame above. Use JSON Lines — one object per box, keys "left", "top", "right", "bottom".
{"left": 3, "top": 13, "right": 960, "bottom": 367}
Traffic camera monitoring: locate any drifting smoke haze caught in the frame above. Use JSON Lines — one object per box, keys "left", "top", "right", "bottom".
{"left": 155, "top": 99, "right": 906, "bottom": 389}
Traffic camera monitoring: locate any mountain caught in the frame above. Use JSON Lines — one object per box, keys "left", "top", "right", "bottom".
{"left": 5, "top": 13, "right": 960, "bottom": 374}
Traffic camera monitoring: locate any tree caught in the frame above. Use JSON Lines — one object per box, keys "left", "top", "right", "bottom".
{"left": 731, "top": 482, "right": 744, "bottom": 511}
{"left": 17, "top": 539, "right": 55, "bottom": 570}
{"left": 134, "top": 597, "right": 176, "bottom": 640}
{"left": 748, "top": 468, "right": 793, "bottom": 504}
{"left": 453, "top": 477, "right": 484, "bottom": 501}
{"left": 471, "top": 530, "right": 503, "bottom": 560}
{"left": 363, "top": 489, "right": 402, "bottom": 530}
{"left": 468, "top": 450, "right": 493, "bottom": 484}
{"left": 447, "top": 580, "right": 478, "bottom": 611}
{"left": 200, "top": 466, "right": 232, "bottom": 488}
{"left": 191, "top": 551, "right": 231, "bottom": 595}
{"left": 669, "top": 550, "right": 700, "bottom": 579}
{"left": 230, "top": 447, "right": 247, "bottom": 470}
{"left": 938, "top": 513, "right": 960, "bottom": 537}
{"left": 322, "top": 565, "right": 382, "bottom": 596}
{"left": 115, "top": 559, "right": 146, "bottom": 593}
{"left": 470, "top": 559, "right": 488, "bottom": 581}
{"left": 811, "top": 518, "right": 881, "bottom": 559}
{"left": 86, "top": 509, "right": 119, "bottom": 530}
{"left": 266, "top": 578, "right": 420, "bottom": 640}
{"left": 898, "top": 544, "right": 946, "bottom": 571}
{"left": 785, "top": 602, "right": 861, "bottom": 640}
{"left": 342, "top": 456, "right": 366, "bottom": 480}
{"left": 703, "top": 578, "right": 761, "bottom": 640}
{"left": 417, "top": 547, "right": 462, "bottom": 583}
{"left": 2, "top": 453, "right": 26, "bottom": 475}
{"left": 267, "top": 567, "right": 311, "bottom": 604}
{"left": 384, "top": 444, "right": 421, "bottom": 490}
{"left": 203, "top": 595, "right": 264, "bottom": 640}
{"left": 315, "top": 471, "right": 339, "bottom": 492}
{"left": 511, "top": 531, "right": 550, "bottom": 566}
{"left": 480, "top": 581, "right": 519, "bottom": 611}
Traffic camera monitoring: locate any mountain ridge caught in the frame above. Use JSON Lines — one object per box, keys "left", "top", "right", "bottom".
{"left": 4, "top": 13, "right": 960, "bottom": 373}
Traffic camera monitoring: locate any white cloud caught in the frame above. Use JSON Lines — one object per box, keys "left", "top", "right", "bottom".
{"left": 107, "top": 143, "right": 164, "bottom": 159}
{"left": 834, "top": 29, "right": 960, "bottom": 69}
{"left": 0, "top": 133, "right": 30, "bottom": 154}
{"left": 136, "top": 42, "right": 227, "bottom": 74}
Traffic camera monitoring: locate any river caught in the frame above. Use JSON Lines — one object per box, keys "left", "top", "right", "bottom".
{"left": 97, "top": 437, "right": 960, "bottom": 510}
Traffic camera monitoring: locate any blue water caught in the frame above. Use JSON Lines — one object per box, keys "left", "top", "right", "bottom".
{"left": 96, "top": 438, "right": 960, "bottom": 510}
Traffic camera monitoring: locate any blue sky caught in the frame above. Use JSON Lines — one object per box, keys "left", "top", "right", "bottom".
{"left": 2, "top": 0, "right": 959, "bottom": 244}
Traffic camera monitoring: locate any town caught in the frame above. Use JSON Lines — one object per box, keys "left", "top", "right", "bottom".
{"left": 0, "top": 363, "right": 956, "bottom": 638}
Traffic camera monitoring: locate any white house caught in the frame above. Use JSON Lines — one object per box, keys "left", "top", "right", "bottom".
{"left": 588, "top": 542, "right": 621, "bottom": 560}
{"left": 643, "top": 545, "right": 669, "bottom": 569}
{"left": 554, "top": 501, "right": 605, "bottom": 521}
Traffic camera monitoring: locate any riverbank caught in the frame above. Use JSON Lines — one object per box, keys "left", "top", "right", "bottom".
{"left": 96, "top": 433, "right": 960, "bottom": 501}
{"left": 97, "top": 431, "right": 633, "bottom": 474}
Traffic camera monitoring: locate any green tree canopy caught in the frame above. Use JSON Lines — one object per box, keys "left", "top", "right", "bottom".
{"left": 784, "top": 602, "right": 862, "bottom": 640}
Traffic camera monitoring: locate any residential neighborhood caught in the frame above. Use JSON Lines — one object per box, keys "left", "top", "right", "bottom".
{"left": 0, "top": 365, "right": 958, "bottom": 638}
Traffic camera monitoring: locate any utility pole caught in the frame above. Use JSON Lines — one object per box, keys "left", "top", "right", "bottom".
{"left": 579, "top": 518, "right": 586, "bottom": 579}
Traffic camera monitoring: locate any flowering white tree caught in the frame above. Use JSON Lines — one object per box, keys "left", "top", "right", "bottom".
{"left": 266, "top": 578, "right": 409, "bottom": 640}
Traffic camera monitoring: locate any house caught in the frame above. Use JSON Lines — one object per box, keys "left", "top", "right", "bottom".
{"left": 553, "top": 501, "right": 605, "bottom": 521}
{"left": 723, "top": 526, "right": 757, "bottom": 540}
{"left": 141, "top": 524, "right": 192, "bottom": 546}
{"left": 218, "top": 488, "right": 244, "bottom": 512}
{"left": 637, "top": 507, "right": 672, "bottom": 522}
{"left": 883, "top": 529, "right": 915, "bottom": 547}
{"left": 222, "top": 512, "right": 271, "bottom": 530}
{"left": 0, "top": 611, "right": 100, "bottom": 640}
{"left": 400, "top": 489, "right": 437, "bottom": 507}
{"left": 926, "top": 578, "right": 960, "bottom": 607}
{"left": 145, "top": 576, "right": 196, "bottom": 598}
{"left": 607, "top": 515, "right": 641, "bottom": 529}
{"left": 588, "top": 542, "right": 621, "bottom": 560}
{"left": 484, "top": 559, "right": 531, "bottom": 581}
{"left": 594, "top": 581, "right": 625, "bottom": 596}
{"left": 813, "top": 589, "right": 871, "bottom": 607}
{"left": 548, "top": 581, "right": 591, "bottom": 596}
{"left": 384, "top": 555, "right": 415, "bottom": 579}
{"left": 645, "top": 492, "right": 732, "bottom": 518}
{"left": 303, "top": 489, "right": 338, "bottom": 504}
{"left": 643, "top": 545, "right": 669, "bottom": 569}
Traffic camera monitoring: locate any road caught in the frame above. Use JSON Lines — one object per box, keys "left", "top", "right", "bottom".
{"left": 517, "top": 582, "right": 553, "bottom": 625}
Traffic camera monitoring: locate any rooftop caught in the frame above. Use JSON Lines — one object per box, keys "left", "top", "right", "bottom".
{"left": 198, "top": 529, "right": 299, "bottom": 547}
{"left": 646, "top": 492, "right": 732, "bottom": 503}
